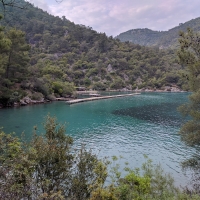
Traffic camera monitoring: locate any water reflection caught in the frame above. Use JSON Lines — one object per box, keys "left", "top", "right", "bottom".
{"left": 113, "top": 102, "right": 186, "bottom": 127}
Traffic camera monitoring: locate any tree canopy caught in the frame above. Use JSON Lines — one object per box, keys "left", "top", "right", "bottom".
{"left": 177, "top": 28, "right": 200, "bottom": 192}
{"left": 177, "top": 28, "right": 200, "bottom": 146}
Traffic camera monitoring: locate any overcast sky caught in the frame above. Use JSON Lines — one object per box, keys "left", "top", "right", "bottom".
{"left": 28, "top": 0, "right": 200, "bottom": 36}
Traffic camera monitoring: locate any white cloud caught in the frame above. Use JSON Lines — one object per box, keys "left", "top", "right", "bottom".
{"left": 27, "top": 0, "right": 51, "bottom": 13}
{"left": 32, "top": 0, "right": 200, "bottom": 36}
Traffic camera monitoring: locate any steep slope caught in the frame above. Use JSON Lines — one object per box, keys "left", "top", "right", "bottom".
{"left": 116, "top": 17, "right": 200, "bottom": 49}
{"left": 0, "top": 1, "right": 185, "bottom": 106}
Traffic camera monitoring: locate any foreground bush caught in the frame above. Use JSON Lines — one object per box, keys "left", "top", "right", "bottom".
{"left": 90, "top": 156, "right": 200, "bottom": 200}
{"left": 0, "top": 116, "right": 199, "bottom": 199}
{"left": 0, "top": 115, "right": 107, "bottom": 199}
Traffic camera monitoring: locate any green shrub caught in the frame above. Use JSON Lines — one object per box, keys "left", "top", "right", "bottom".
{"left": 52, "top": 81, "right": 75, "bottom": 96}
{"left": 110, "top": 78, "right": 125, "bottom": 89}
{"left": 92, "top": 82, "right": 107, "bottom": 90}
{"left": 31, "top": 92, "right": 44, "bottom": 100}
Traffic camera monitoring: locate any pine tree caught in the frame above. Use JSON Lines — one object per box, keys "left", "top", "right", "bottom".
{"left": 177, "top": 28, "right": 200, "bottom": 146}
{"left": 177, "top": 28, "right": 200, "bottom": 192}
{"left": 0, "top": 25, "right": 30, "bottom": 106}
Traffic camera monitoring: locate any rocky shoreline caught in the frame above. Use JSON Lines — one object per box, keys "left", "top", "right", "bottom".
{"left": 0, "top": 86, "right": 187, "bottom": 109}
{"left": 0, "top": 96, "right": 75, "bottom": 109}
{"left": 122, "top": 85, "right": 186, "bottom": 93}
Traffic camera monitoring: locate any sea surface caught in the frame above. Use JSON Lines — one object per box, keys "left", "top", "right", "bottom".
{"left": 0, "top": 92, "right": 195, "bottom": 187}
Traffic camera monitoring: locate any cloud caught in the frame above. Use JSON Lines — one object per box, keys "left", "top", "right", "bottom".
{"left": 27, "top": 0, "right": 52, "bottom": 13}
{"left": 33, "top": 0, "right": 200, "bottom": 36}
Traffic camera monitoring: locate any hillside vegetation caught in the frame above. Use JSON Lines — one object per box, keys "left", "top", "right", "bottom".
{"left": 116, "top": 17, "right": 200, "bottom": 49}
{"left": 0, "top": 1, "right": 185, "bottom": 106}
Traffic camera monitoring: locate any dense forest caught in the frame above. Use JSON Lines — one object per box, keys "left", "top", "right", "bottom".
{"left": 0, "top": 0, "right": 186, "bottom": 107}
{"left": 116, "top": 17, "right": 200, "bottom": 49}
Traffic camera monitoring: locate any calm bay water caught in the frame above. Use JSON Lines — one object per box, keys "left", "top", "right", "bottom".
{"left": 0, "top": 92, "right": 195, "bottom": 186}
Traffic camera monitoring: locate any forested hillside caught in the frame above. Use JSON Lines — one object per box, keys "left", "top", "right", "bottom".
{"left": 0, "top": 1, "right": 184, "bottom": 106}
{"left": 116, "top": 17, "right": 200, "bottom": 49}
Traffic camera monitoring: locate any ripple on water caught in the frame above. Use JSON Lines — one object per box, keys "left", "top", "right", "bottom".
{"left": 0, "top": 92, "right": 196, "bottom": 187}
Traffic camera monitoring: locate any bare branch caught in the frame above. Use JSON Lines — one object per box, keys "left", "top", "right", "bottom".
{"left": 0, "top": 0, "right": 28, "bottom": 9}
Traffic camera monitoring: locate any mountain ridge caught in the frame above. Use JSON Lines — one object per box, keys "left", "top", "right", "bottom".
{"left": 116, "top": 17, "right": 200, "bottom": 48}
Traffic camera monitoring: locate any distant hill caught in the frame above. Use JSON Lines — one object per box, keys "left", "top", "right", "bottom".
{"left": 116, "top": 17, "right": 200, "bottom": 49}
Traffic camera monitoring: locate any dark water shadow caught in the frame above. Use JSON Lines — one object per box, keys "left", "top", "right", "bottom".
{"left": 112, "top": 102, "right": 187, "bottom": 127}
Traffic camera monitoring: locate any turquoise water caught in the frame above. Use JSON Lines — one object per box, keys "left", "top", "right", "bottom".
{"left": 0, "top": 92, "right": 195, "bottom": 186}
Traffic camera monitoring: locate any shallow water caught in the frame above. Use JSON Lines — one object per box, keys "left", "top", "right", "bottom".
{"left": 0, "top": 92, "right": 195, "bottom": 186}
